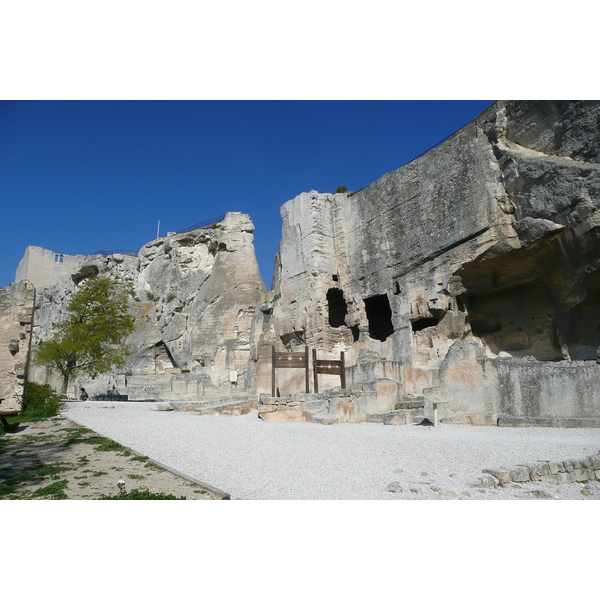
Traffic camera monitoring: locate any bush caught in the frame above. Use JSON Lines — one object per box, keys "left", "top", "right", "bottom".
{"left": 99, "top": 488, "right": 186, "bottom": 500}
{"left": 21, "top": 382, "right": 64, "bottom": 420}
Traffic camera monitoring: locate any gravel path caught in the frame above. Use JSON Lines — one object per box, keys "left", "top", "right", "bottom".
{"left": 62, "top": 401, "right": 600, "bottom": 500}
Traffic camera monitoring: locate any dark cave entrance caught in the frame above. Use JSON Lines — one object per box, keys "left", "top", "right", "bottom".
{"left": 364, "top": 293, "right": 394, "bottom": 342}
{"left": 455, "top": 228, "right": 600, "bottom": 360}
{"left": 327, "top": 288, "right": 348, "bottom": 328}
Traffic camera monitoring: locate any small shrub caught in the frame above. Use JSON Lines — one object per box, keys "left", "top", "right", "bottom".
{"left": 99, "top": 488, "right": 186, "bottom": 500}
{"left": 20, "top": 382, "right": 64, "bottom": 420}
{"left": 166, "top": 293, "right": 177, "bottom": 303}
{"left": 335, "top": 186, "right": 347, "bottom": 194}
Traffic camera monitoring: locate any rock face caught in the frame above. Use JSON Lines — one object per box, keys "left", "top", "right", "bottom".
{"left": 24, "top": 213, "right": 266, "bottom": 400}
{"left": 6, "top": 101, "right": 600, "bottom": 427}
{"left": 0, "top": 282, "right": 35, "bottom": 412}
{"left": 252, "top": 100, "right": 600, "bottom": 426}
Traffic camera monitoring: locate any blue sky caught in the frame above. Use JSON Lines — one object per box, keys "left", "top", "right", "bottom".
{"left": 0, "top": 100, "right": 493, "bottom": 290}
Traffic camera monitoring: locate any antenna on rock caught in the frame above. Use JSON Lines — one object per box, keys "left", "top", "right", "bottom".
{"left": 157, "top": 220, "right": 160, "bottom": 239}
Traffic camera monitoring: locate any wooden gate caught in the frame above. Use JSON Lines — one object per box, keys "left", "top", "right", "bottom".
{"left": 271, "top": 346, "right": 310, "bottom": 396}
{"left": 312, "top": 349, "right": 346, "bottom": 393}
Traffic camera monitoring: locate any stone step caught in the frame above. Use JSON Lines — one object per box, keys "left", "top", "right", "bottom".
{"left": 153, "top": 395, "right": 257, "bottom": 412}
{"left": 194, "top": 396, "right": 258, "bottom": 416}
{"left": 366, "top": 407, "right": 425, "bottom": 426}
{"left": 396, "top": 400, "right": 425, "bottom": 410}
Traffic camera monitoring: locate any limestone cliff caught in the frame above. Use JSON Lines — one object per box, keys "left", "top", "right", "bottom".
{"left": 27, "top": 213, "right": 266, "bottom": 399}
{"left": 6, "top": 101, "right": 600, "bottom": 428}
{"left": 253, "top": 100, "right": 600, "bottom": 426}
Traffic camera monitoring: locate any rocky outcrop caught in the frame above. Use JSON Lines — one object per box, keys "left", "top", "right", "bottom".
{"left": 0, "top": 282, "right": 35, "bottom": 412}
{"left": 252, "top": 101, "right": 600, "bottom": 426}
{"left": 7, "top": 101, "right": 600, "bottom": 427}
{"left": 27, "top": 213, "right": 266, "bottom": 398}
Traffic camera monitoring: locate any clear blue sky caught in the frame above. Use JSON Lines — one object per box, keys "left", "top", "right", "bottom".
{"left": 0, "top": 100, "right": 493, "bottom": 290}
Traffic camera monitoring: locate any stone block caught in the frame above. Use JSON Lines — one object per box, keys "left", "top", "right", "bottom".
{"left": 478, "top": 475, "right": 498, "bottom": 488}
{"left": 540, "top": 474, "right": 560, "bottom": 484}
{"left": 580, "top": 456, "right": 593, "bottom": 469}
{"left": 570, "top": 469, "right": 589, "bottom": 482}
{"left": 556, "top": 472, "right": 572, "bottom": 484}
{"left": 590, "top": 455, "right": 600, "bottom": 469}
{"left": 548, "top": 461, "right": 563, "bottom": 475}
{"left": 510, "top": 466, "right": 532, "bottom": 482}
{"left": 483, "top": 469, "right": 512, "bottom": 484}
{"left": 536, "top": 462, "right": 550, "bottom": 476}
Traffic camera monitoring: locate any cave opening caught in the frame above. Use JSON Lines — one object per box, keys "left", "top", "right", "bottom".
{"left": 364, "top": 294, "right": 394, "bottom": 342}
{"left": 327, "top": 288, "right": 348, "bottom": 328}
{"left": 411, "top": 317, "right": 440, "bottom": 332}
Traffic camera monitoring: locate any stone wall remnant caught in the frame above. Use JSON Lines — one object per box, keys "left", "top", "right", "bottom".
{"left": 0, "top": 282, "right": 35, "bottom": 413}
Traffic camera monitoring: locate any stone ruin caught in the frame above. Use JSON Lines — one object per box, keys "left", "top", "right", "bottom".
{"left": 6, "top": 100, "right": 600, "bottom": 428}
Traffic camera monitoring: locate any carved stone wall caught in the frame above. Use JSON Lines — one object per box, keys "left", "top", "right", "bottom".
{"left": 0, "top": 282, "right": 35, "bottom": 412}
{"left": 253, "top": 100, "right": 600, "bottom": 425}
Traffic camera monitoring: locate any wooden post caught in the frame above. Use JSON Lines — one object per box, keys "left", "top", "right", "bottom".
{"left": 340, "top": 351, "right": 346, "bottom": 389}
{"left": 271, "top": 345, "right": 276, "bottom": 397}
{"left": 305, "top": 346, "right": 310, "bottom": 393}
{"left": 312, "top": 348, "right": 318, "bottom": 393}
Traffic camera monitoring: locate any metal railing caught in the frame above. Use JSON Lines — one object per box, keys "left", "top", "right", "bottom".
{"left": 176, "top": 215, "right": 226, "bottom": 234}
{"left": 90, "top": 249, "right": 138, "bottom": 257}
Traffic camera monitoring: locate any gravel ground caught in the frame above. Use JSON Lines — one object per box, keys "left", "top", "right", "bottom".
{"left": 62, "top": 400, "right": 600, "bottom": 500}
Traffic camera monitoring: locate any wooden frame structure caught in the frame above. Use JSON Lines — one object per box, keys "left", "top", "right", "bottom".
{"left": 272, "top": 346, "right": 310, "bottom": 396}
{"left": 312, "top": 349, "right": 346, "bottom": 393}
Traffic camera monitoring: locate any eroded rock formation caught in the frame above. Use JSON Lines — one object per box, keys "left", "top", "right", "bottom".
{"left": 25, "top": 213, "right": 266, "bottom": 401}
{"left": 0, "top": 282, "right": 35, "bottom": 413}
{"left": 252, "top": 100, "right": 600, "bottom": 426}
{"left": 6, "top": 101, "right": 600, "bottom": 427}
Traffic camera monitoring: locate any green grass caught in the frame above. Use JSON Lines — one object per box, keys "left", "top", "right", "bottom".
{"left": 99, "top": 489, "right": 186, "bottom": 500}
{"left": 2, "top": 461, "right": 73, "bottom": 487}
{"left": 30, "top": 479, "right": 69, "bottom": 499}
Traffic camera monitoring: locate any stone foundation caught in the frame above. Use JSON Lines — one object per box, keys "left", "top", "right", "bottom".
{"left": 478, "top": 452, "right": 600, "bottom": 488}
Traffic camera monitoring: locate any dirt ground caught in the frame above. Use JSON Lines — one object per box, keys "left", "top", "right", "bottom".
{"left": 0, "top": 416, "right": 220, "bottom": 500}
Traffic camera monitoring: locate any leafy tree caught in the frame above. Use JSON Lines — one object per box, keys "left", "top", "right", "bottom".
{"left": 35, "top": 276, "right": 136, "bottom": 393}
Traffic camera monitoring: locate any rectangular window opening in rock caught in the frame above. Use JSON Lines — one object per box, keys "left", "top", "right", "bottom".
{"left": 364, "top": 294, "right": 394, "bottom": 342}
{"left": 327, "top": 288, "right": 348, "bottom": 328}
{"left": 411, "top": 317, "right": 440, "bottom": 333}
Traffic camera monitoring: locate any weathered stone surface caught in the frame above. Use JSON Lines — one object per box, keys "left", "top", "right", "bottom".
{"left": 24, "top": 213, "right": 266, "bottom": 398}
{"left": 477, "top": 475, "right": 498, "bottom": 488}
{"left": 510, "top": 466, "right": 532, "bottom": 482}
{"left": 7, "top": 101, "right": 600, "bottom": 427}
{"left": 250, "top": 100, "right": 600, "bottom": 426}
{"left": 0, "top": 281, "right": 36, "bottom": 413}
{"left": 482, "top": 468, "right": 511, "bottom": 484}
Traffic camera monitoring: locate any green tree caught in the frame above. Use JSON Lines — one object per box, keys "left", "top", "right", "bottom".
{"left": 35, "top": 276, "right": 136, "bottom": 393}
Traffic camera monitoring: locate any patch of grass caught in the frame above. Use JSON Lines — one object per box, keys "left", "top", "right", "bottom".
{"left": 128, "top": 474, "right": 145, "bottom": 480}
{"left": 0, "top": 484, "right": 17, "bottom": 499}
{"left": 78, "top": 481, "right": 91, "bottom": 487}
{"left": 65, "top": 433, "right": 126, "bottom": 453}
{"left": 99, "top": 489, "right": 186, "bottom": 500}
{"left": 92, "top": 471, "right": 108, "bottom": 477}
{"left": 3, "top": 461, "right": 72, "bottom": 487}
{"left": 31, "top": 479, "right": 69, "bottom": 499}
{"left": 130, "top": 455, "right": 149, "bottom": 462}
{"left": 145, "top": 462, "right": 165, "bottom": 472}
